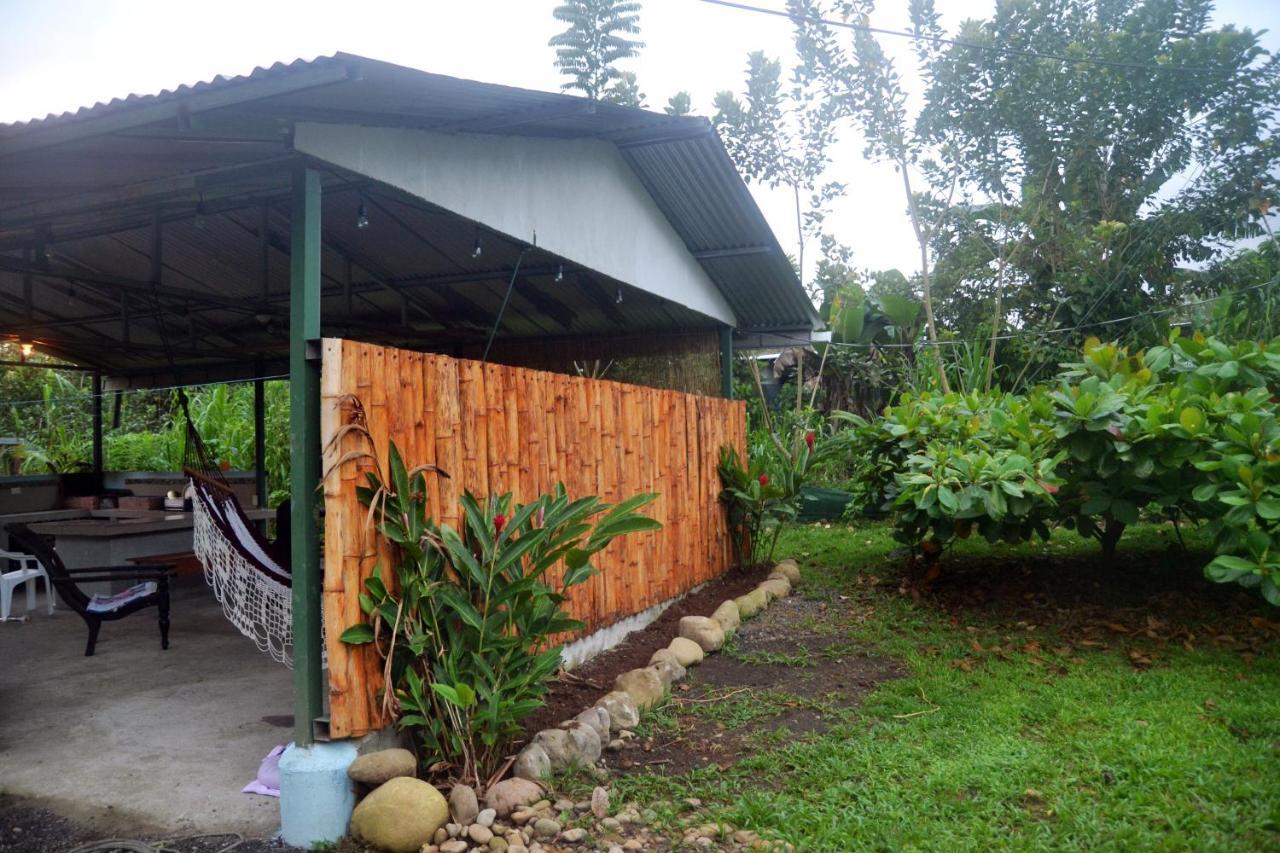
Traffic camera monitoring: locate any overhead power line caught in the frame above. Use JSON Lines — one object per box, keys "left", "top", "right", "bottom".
{"left": 698, "top": 0, "right": 1226, "bottom": 75}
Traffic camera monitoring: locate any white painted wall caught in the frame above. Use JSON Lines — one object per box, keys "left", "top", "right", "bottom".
{"left": 294, "top": 122, "right": 736, "bottom": 326}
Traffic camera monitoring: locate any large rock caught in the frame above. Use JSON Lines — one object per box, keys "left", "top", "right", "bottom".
{"left": 772, "top": 559, "right": 801, "bottom": 585}
{"left": 448, "top": 783, "right": 479, "bottom": 824}
{"left": 571, "top": 706, "right": 611, "bottom": 741}
{"left": 678, "top": 616, "right": 725, "bottom": 652}
{"left": 485, "top": 777, "right": 544, "bottom": 817}
{"left": 759, "top": 577, "right": 791, "bottom": 601}
{"left": 532, "top": 729, "right": 576, "bottom": 772}
{"left": 710, "top": 599, "right": 741, "bottom": 634}
{"left": 613, "top": 667, "right": 665, "bottom": 709}
{"left": 735, "top": 587, "right": 768, "bottom": 619}
{"left": 346, "top": 747, "right": 417, "bottom": 785}
{"left": 349, "top": 777, "right": 448, "bottom": 853}
{"left": 513, "top": 743, "right": 551, "bottom": 781}
{"left": 667, "top": 636, "right": 705, "bottom": 667}
{"left": 648, "top": 655, "right": 686, "bottom": 686}
{"left": 595, "top": 691, "right": 640, "bottom": 730}
{"left": 564, "top": 720, "right": 603, "bottom": 765}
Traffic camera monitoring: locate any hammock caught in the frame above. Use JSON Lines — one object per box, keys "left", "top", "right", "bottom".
{"left": 181, "top": 394, "right": 317, "bottom": 668}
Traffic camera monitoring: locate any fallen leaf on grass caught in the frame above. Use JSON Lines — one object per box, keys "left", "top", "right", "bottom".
{"left": 1128, "top": 649, "right": 1155, "bottom": 669}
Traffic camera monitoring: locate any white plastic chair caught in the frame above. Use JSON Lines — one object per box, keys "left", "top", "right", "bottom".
{"left": 0, "top": 548, "right": 54, "bottom": 621}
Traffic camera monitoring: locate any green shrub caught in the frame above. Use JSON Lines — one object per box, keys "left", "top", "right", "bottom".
{"left": 340, "top": 441, "right": 660, "bottom": 787}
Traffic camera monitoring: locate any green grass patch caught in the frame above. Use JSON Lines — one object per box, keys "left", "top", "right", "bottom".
{"left": 604, "top": 521, "right": 1280, "bottom": 850}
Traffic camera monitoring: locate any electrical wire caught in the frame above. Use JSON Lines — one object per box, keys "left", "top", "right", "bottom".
{"left": 698, "top": 0, "right": 1231, "bottom": 75}
{"left": 66, "top": 832, "right": 243, "bottom": 853}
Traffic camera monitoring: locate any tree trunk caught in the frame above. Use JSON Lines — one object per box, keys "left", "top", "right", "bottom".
{"left": 1099, "top": 518, "right": 1126, "bottom": 562}
{"left": 900, "top": 160, "right": 950, "bottom": 394}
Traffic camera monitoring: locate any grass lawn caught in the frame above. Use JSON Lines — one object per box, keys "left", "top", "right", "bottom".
{"left": 593, "top": 521, "right": 1280, "bottom": 850}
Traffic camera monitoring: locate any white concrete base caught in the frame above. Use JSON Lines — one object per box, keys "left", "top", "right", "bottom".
{"left": 559, "top": 583, "right": 704, "bottom": 670}
{"left": 279, "top": 740, "right": 358, "bottom": 849}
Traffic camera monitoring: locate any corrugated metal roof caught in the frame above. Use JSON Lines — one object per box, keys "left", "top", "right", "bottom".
{"left": 0, "top": 53, "right": 817, "bottom": 379}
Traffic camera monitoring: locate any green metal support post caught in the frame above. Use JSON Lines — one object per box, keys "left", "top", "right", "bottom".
{"left": 289, "top": 166, "right": 323, "bottom": 746}
{"left": 719, "top": 325, "right": 734, "bottom": 399}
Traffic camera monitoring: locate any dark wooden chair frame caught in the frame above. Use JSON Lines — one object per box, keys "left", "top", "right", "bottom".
{"left": 6, "top": 523, "right": 173, "bottom": 657}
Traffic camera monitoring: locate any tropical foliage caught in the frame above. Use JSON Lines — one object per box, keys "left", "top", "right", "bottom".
{"left": 341, "top": 441, "right": 660, "bottom": 787}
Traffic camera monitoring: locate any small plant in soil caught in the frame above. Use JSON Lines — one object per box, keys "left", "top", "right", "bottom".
{"left": 340, "top": 440, "right": 661, "bottom": 789}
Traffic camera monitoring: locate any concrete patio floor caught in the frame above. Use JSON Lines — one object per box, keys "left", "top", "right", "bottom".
{"left": 0, "top": 576, "right": 296, "bottom": 838}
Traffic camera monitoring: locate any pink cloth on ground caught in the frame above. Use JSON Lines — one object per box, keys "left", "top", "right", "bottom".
{"left": 242, "top": 744, "right": 286, "bottom": 798}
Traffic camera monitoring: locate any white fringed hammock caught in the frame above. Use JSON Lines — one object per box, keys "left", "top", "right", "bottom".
{"left": 190, "top": 473, "right": 300, "bottom": 666}
{"left": 182, "top": 393, "right": 321, "bottom": 668}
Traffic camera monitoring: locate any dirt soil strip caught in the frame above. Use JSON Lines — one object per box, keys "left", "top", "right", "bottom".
{"left": 521, "top": 563, "right": 778, "bottom": 737}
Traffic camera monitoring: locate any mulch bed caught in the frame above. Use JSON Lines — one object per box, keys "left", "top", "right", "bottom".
{"left": 520, "top": 562, "right": 779, "bottom": 737}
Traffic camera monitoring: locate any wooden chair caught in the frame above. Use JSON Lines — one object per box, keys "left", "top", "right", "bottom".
{"left": 5, "top": 524, "right": 173, "bottom": 657}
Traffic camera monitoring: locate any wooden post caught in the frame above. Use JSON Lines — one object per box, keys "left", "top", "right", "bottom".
{"left": 719, "top": 325, "right": 734, "bottom": 399}
{"left": 289, "top": 165, "right": 323, "bottom": 746}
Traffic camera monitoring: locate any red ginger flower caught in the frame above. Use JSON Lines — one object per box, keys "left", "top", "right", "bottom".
{"left": 805, "top": 430, "right": 816, "bottom": 450}
{"left": 758, "top": 474, "right": 769, "bottom": 486}
{"left": 494, "top": 513, "right": 507, "bottom": 534}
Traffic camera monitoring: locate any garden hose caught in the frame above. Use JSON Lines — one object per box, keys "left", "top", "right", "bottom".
{"left": 65, "top": 832, "right": 244, "bottom": 853}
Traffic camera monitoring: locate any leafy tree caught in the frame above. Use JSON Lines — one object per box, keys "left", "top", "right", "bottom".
{"left": 664, "top": 90, "right": 693, "bottom": 116}
{"left": 548, "top": 0, "right": 645, "bottom": 104}
{"left": 713, "top": 50, "right": 843, "bottom": 299}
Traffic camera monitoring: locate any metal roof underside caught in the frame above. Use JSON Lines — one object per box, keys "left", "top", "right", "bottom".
{"left": 0, "top": 53, "right": 817, "bottom": 379}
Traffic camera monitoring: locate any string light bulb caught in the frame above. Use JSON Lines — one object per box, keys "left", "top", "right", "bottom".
{"left": 356, "top": 200, "right": 370, "bottom": 230}
{"left": 20, "top": 342, "right": 34, "bottom": 360}
{"left": 616, "top": 287, "right": 623, "bottom": 304}
{"left": 471, "top": 235, "right": 483, "bottom": 259}
{"left": 554, "top": 264, "right": 564, "bottom": 282}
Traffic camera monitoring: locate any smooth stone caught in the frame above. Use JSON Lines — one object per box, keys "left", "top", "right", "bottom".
{"left": 486, "top": 777, "right": 545, "bottom": 817}
{"left": 758, "top": 577, "right": 791, "bottom": 601}
{"left": 439, "top": 841, "right": 468, "bottom": 853}
{"left": 554, "top": 798, "right": 575, "bottom": 812}
{"left": 601, "top": 817, "right": 622, "bottom": 832}
{"left": 446, "top": 823, "right": 462, "bottom": 838}
{"left": 667, "top": 636, "right": 705, "bottom": 666}
{"left": 649, "top": 656, "right": 686, "bottom": 686}
{"left": 533, "top": 817, "right": 562, "bottom": 838}
{"left": 489, "top": 838, "right": 509, "bottom": 852}
{"left": 346, "top": 747, "right": 418, "bottom": 786}
{"left": 678, "top": 615, "right": 725, "bottom": 652}
{"left": 476, "top": 808, "right": 496, "bottom": 828}
{"left": 648, "top": 647, "right": 680, "bottom": 667}
{"left": 595, "top": 691, "right": 640, "bottom": 729}
{"left": 613, "top": 668, "right": 665, "bottom": 709}
{"left": 711, "top": 599, "right": 741, "bottom": 634}
{"left": 591, "top": 786, "right": 609, "bottom": 818}
{"left": 532, "top": 728, "right": 579, "bottom": 772}
{"left": 513, "top": 743, "right": 552, "bottom": 781}
{"left": 469, "top": 824, "right": 494, "bottom": 844}
{"left": 565, "top": 721, "right": 603, "bottom": 765}
{"left": 772, "top": 559, "right": 801, "bottom": 584}
{"left": 561, "top": 828, "right": 587, "bottom": 843}
{"left": 350, "top": 777, "right": 449, "bottom": 853}
{"left": 572, "top": 706, "right": 611, "bottom": 741}
{"left": 449, "top": 784, "right": 480, "bottom": 824}
{"left": 735, "top": 588, "right": 768, "bottom": 618}
{"left": 434, "top": 827, "right": 449, "bottom": 845}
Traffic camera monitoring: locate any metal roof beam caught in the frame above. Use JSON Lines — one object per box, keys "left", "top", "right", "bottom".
{"left": 0, "top": 63, "right": 357, "bottom": 159}
{"left": 429, "top": 101, "right": 597, "bottom": 134}
{"left": 692, "top": 245, "right": 773, "bottom": 260}
{"left": 0, "top": 155, "right": 300, "bottom": 230}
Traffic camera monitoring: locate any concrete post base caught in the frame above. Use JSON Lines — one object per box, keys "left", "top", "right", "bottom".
{"left": 279, "top": 740, "right": 358, "bottom": 849}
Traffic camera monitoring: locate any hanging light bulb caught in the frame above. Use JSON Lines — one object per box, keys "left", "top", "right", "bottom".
{"left": 616, "top": 287, "right": 623, "bottom": 304}
{"left": 20, "top": 342, "right": 34, "bottom": 360}
{"left": 554, "top": 264, "right": 564, "bottom": 283}
{"left": 356, "top": 199, "right": 370, "bottom": 230}
{"left": 471, "top": 234, "right": 483, "bottom": 259}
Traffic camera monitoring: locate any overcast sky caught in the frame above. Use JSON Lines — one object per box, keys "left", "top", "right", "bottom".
{"left": 1, "top": 0, "right": 1276, "bottom": 279}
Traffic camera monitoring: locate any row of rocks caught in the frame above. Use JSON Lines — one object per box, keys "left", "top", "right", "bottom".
{"left": 346, "top": 559, "right": 801, "bottom": 852}
{"left": 509, "top": 559, "right": 802, "bottom": 785}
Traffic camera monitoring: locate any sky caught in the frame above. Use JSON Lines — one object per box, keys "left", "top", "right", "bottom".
{"left": 1, "top": 0, "right": 1277, "bottom": 280}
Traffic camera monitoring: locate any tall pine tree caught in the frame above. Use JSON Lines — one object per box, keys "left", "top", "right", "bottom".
{"left": 549, "top": 0, "right": 645, "bottom": 104}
